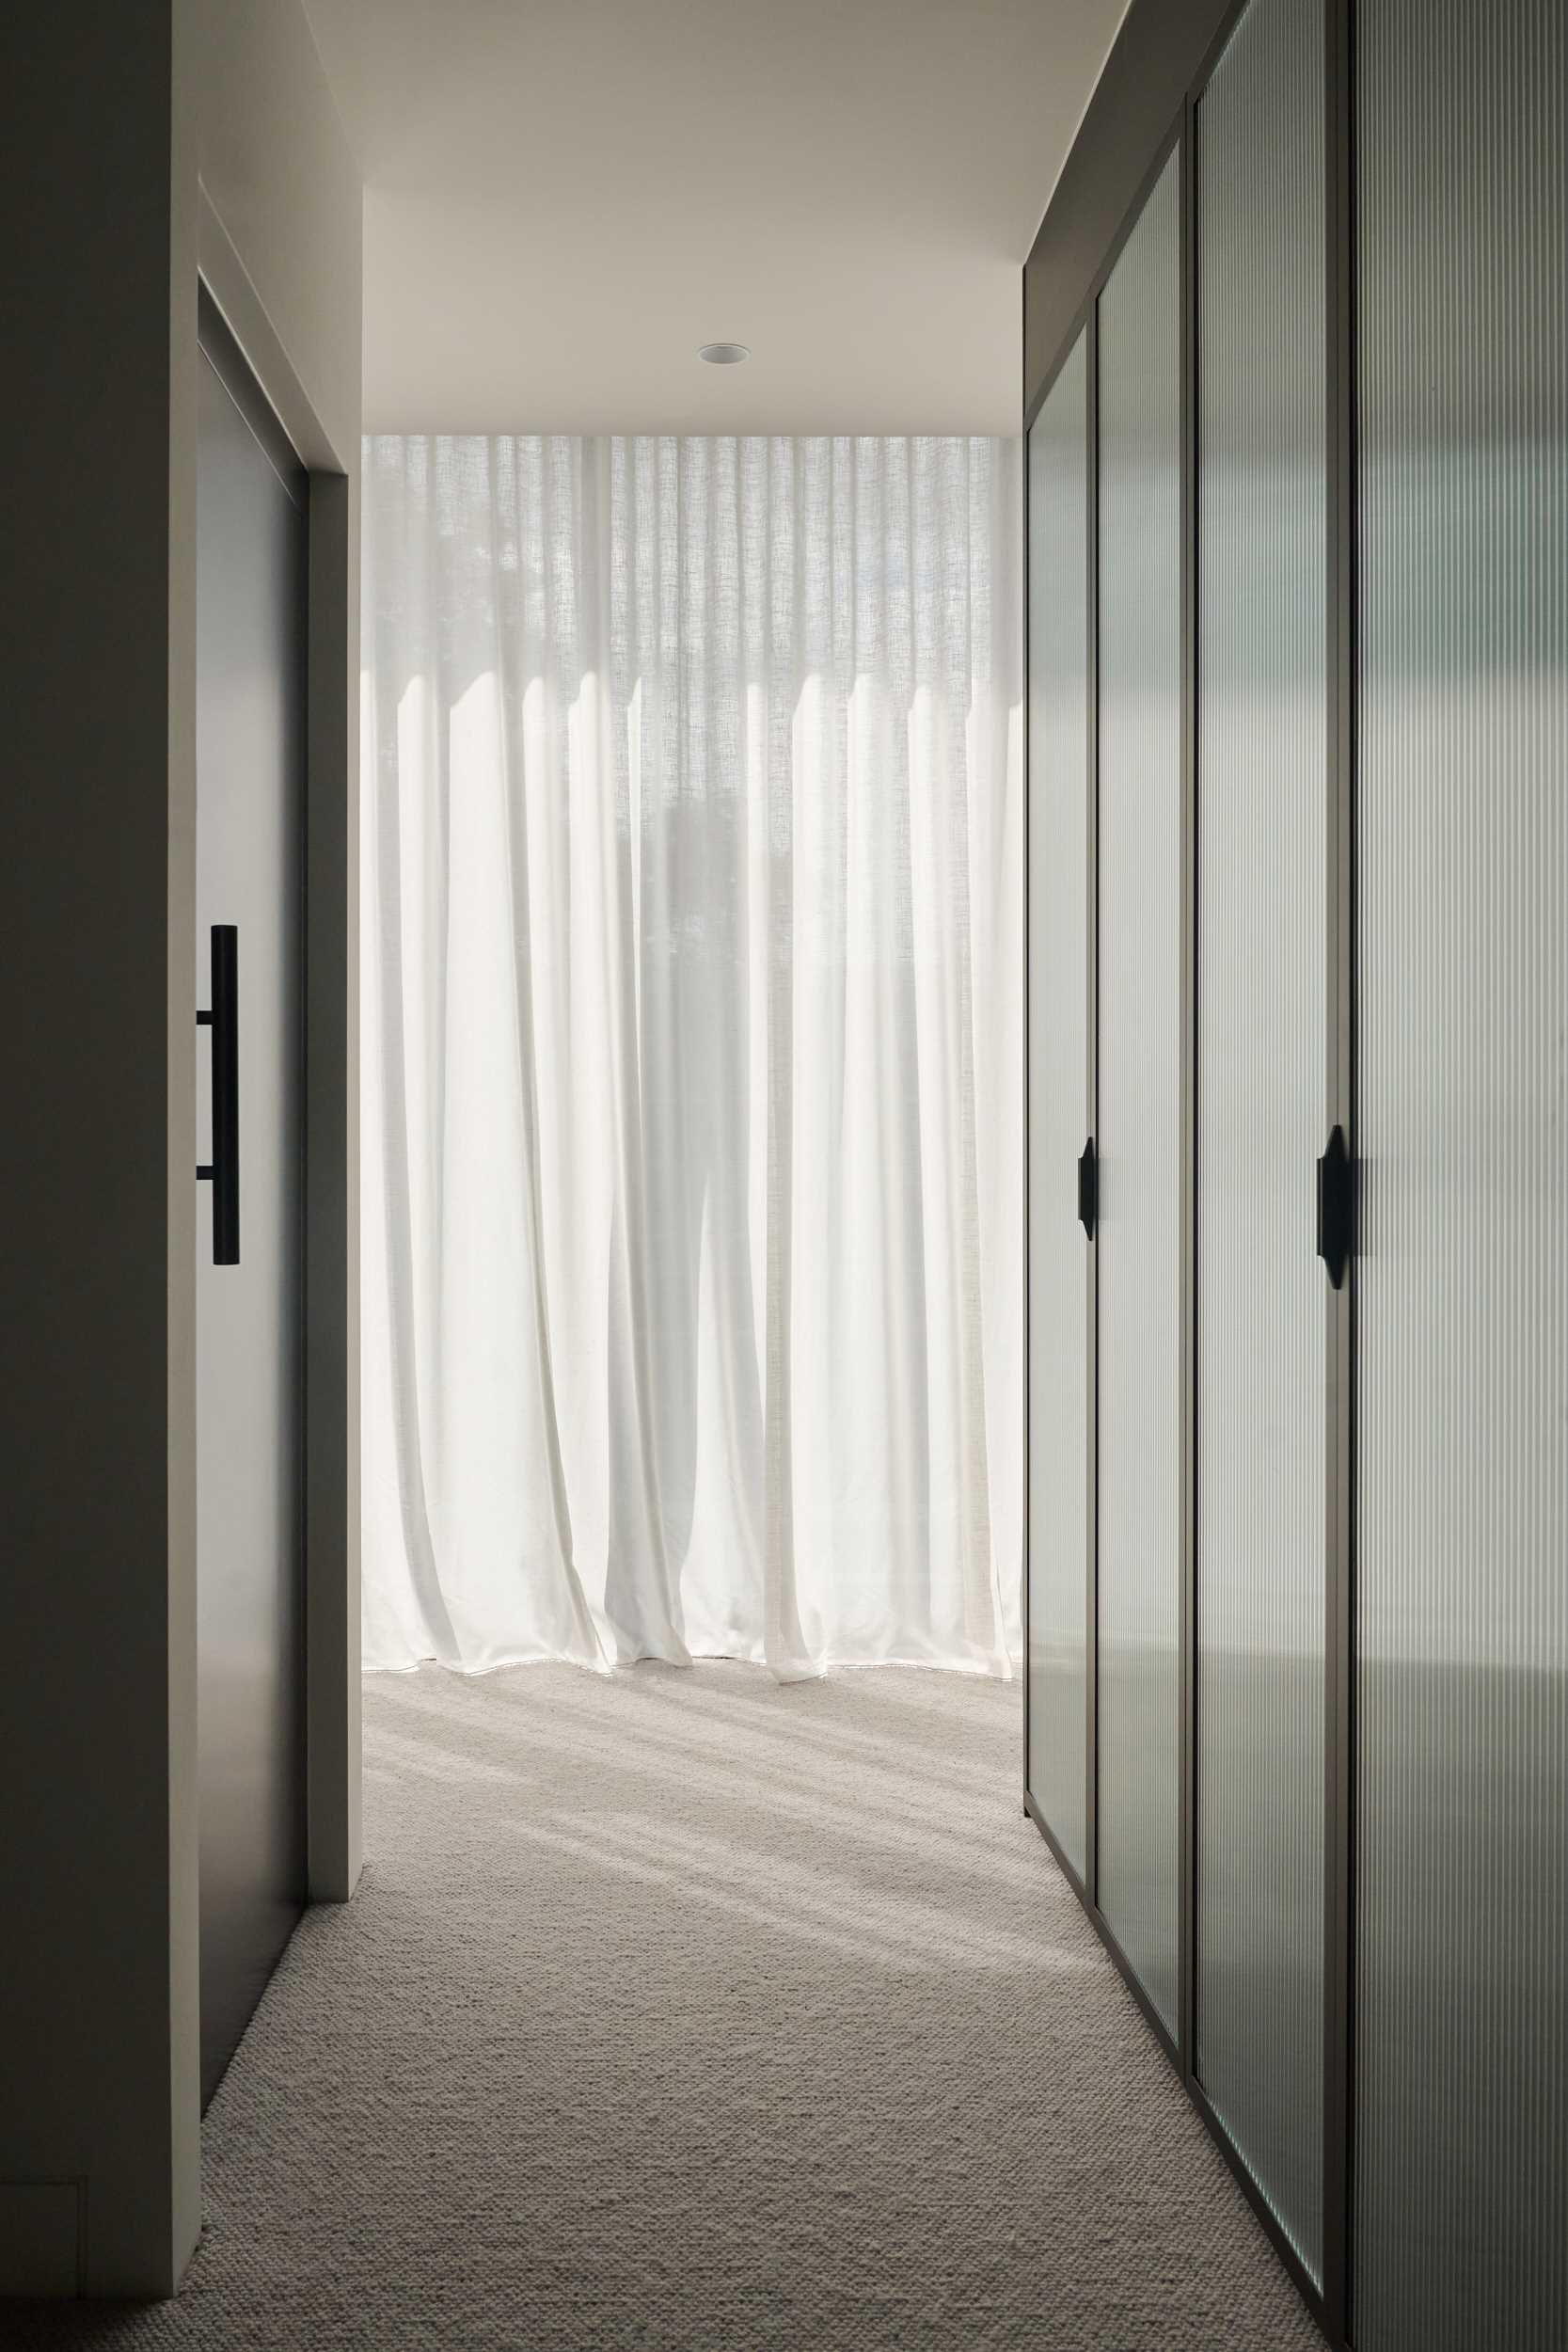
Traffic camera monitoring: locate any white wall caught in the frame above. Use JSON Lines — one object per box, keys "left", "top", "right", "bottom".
{"left": 0, "top": 0, "right": 360, "bottom": 2299}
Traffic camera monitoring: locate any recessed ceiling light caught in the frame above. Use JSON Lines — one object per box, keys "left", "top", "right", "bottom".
{"left": 699, "top": 342, "right": 750, "bottom": 365}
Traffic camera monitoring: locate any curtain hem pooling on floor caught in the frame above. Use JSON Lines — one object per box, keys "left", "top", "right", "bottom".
{"left": 360, "top": 435, "right": 1022, "bottom": 1678}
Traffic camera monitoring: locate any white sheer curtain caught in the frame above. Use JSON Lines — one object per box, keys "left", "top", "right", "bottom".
{"left": 361, "top": 435, "right": 1022, "bottom": 1677}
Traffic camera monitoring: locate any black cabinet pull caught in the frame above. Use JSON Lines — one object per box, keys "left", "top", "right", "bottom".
{"left": 1077, "top": 1136, "right": 1098, "bottom": 1238}
{"left": 1316, "top": 1122, "right": 1352, "bottom": 1290}
{"left": 197, "top": 925, "right": 240, "bottom": 1264}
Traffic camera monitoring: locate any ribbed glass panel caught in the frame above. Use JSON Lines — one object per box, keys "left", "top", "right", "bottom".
{"left": 1096, "top": 150, "right": 1182, "bottom": 2033}
{"left": 1355, "top": 5, "right": 1568, "bottom": 2347}
{"left": 1195, "top": 0, "right": 1326, "bottom": 2283}
{"left": 1026, "top": 335, "right": 1090, "bottom": 1879}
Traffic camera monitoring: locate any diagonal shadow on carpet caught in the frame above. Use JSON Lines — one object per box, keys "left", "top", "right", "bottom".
{"left": 10, "top": 1662, "right": 1323, "bottom": 2350}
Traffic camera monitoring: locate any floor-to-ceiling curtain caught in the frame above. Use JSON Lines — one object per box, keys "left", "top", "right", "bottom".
{"left": 361, "top": 434, "right": 1022, "bottom": 1677}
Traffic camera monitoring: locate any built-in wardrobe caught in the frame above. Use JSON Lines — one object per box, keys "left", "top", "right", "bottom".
{"left": 1022, "top": 3, "right": 1566, "bottom": 2346}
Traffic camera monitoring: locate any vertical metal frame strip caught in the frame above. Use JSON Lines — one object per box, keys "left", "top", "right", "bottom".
{"left": 1323, "top": 0, "right": 1357, "bottom": 2338}
{"left": 1085, "top": 305, "right": 1101, "bottom": 1907}
{"left": 1022, "top": 284, "right": 1034, "bottom": 1821}
{"left": 1178, "top": 95, "right": 1200, "bottom": 2087}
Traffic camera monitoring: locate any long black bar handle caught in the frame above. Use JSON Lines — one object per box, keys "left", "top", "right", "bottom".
{"left": 196, "top": 925, "right": 240, "bottom": 1265}
{"left": 1077, "top": 1136, "right": 1098, "bottom": 1239}
{"left": 1316, "top": 1122, "right": 1351, "bottom": 1290}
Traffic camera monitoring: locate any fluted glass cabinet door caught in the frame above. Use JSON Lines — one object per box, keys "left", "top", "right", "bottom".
{"left": 1355, "top": 4, "right": 1568, "bottom": 2346}
{"left": 1095, "top": 148, "right": 1182, "bottom": 2034}
{"left": 1195, "top": 0, "right": 1326, "bottom": 2282}
{"left": 1026, "top": 333, "right": 1091, "bottom": 1880}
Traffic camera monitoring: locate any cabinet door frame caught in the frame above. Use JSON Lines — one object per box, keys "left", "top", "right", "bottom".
{"left": 1022, "top": 1, "right": 1357, "bottom": 2341}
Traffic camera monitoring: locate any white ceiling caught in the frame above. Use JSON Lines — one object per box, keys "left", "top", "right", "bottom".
{"left": 302, "top": 0, "right": 1127, "bottom": 437}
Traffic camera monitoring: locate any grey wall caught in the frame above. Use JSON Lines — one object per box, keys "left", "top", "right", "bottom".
{"left": 0, "top": 0, "right": 360, "bottom": 2298}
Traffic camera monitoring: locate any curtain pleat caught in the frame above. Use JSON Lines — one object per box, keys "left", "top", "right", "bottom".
{"left": 361, "top": 434, "right": 1022, "bottom": 1677}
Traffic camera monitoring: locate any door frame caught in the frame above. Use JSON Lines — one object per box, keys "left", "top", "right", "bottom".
{"left": 197, "top": 197, "right": 361, "bottom": 1915}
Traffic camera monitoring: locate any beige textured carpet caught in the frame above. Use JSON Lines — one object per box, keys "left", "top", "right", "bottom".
{"left": 15, "top": 1662, "right": 1322, "bottom": 2349}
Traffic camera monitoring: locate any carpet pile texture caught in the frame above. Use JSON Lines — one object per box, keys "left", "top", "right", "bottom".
{"left": 16, "top": 1662, "right": 1321, "bottom": 2348}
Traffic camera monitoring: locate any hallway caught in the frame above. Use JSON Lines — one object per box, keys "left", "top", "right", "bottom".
{"left": 18, "top": 1666, "right": 1317, "bottom": 2349}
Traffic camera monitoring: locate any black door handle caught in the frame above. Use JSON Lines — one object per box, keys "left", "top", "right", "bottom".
{"left": 197, "top": 924, "right": 240, "bottom": 1264}
{"left": 1316, "top": 1122, "right": 1351, "bottom": 1290}
{"left": 1077, "top": 1136, "right": 1097, "bottom": 1238}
